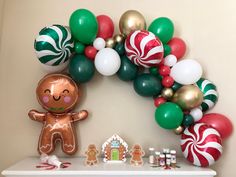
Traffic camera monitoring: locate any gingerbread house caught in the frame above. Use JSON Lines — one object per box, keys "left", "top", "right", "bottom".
{"left": 102, "top": 134, "right": 128, "bottom": 163}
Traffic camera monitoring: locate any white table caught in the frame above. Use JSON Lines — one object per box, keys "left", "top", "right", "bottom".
{"left": 2, "top": 157, "right": 216, "bottom": 177}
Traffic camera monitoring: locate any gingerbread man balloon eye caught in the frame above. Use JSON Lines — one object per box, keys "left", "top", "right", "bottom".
{"left": 63, "top": 89, "right": 69, "bottom": 94}
{"left": 44, "top": 89, "right": 51, "bottom": 94}
{"left": 28, "top": 74, "right": 88, "bottom": 155}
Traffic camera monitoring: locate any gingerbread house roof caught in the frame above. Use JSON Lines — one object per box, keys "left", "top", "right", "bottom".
{"left": 102, "top": 134, "right": 128, "bottom": 152}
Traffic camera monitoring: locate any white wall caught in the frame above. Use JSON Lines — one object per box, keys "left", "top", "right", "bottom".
{"left": 0, "top": 0, "right": 5, "bottom": 50}
{"left": 0, "top": 0, "right": 235, "bottom": 177}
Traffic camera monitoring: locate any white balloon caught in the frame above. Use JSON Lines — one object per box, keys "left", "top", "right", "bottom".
{"left": 170, "top": 59, "right": 203, "bottom": 85}
{"left": 93, "top": 37, "right": 106, "bottom": 50}
{"left": 164, "top": 54, "right": 177, "bottom": 67}
{"left": 190, "top": 107, "right": 203, "bottom": 122}
{"left": 95, "top": 48, "right": 121, "bottom": 76}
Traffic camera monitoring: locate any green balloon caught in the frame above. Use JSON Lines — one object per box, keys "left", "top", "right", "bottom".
{"left": 74, "top": 41, "right": 85, "bottom": 54}
{"left": 115, "top": 43, "right": 125, "bottom": 56}
{"left": 149, "top": 67, "right": 162, "bottom": 80}
{"left": 172, "top": 82, "right": 182, "bottom": 91}
{"left": 148, "top": 17, "right": 174, "bottom": 44}
{"left": 155, "top": 102, "right": 183, "bottom": 129}
{"left": 69, "top": 9, "right": 98, "bottom": 44}
{"left": 133, "top": 73, "right": 162, "bottom": 97}
{"left": 117, "top": 55, "right": 138, "bottom": 81}
{"left": 182, "top": 114, "right": 194, "bottom": 127}
{"left": 69, "top": 54, "right": 95, "bottom": 83}
{"left": 164, "top": 44, "right": 171, "bottom": 57}
{"left": 149, "top": 67, "right": 158, "bottom": 75}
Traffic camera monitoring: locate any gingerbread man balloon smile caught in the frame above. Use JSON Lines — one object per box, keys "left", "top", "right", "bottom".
{"left": 28, "top": 74, "right": 88, "bottom": 155}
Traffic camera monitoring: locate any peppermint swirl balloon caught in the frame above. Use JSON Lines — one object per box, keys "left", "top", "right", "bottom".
{"left": 196, "top": 78, "right": 218, "bottom": 112}
{"left": 125, "top": 30, "right": 164, "bottom": 68}
{"left": 34, "top": 25, "right": 74, "bottom": 66}
{"left": 181, "top": 123, "right": 222, "bottom": 167}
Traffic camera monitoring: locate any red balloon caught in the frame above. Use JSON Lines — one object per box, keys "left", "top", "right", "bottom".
{"left": 85, "top": 46, "right": 97, "bottom": 60}
{"left": 199, "top": 113, "right": 233, "bottom": 139}
{"left": 96, "top": 15, "right": 114, "bottom": 40}
{"left": 168, "top": 37, "right": 186, "bottom": 59}
{"left": 154, "top": 97, "right": 166, "bottom": 107}
{"left": 162, "top": 76, "right": 174, "bottom": 88}
{"left": 159, "top": 65, "right": 170, "bottom": 76}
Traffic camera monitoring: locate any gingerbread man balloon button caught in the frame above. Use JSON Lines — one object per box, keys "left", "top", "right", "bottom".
{"left": 28, "top": 74, "right": 88, "bottom": 155}
{"left": 129, "top": 144, "right": 145, "bottom": 166}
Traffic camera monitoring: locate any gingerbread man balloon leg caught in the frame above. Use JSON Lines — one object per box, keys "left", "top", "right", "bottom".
{"left": 61, "top": 111, "right": 88, "bottom": 154}
{"left": 29, "top": 74, "right": 88, "bottom": 155}
{"left": 28, "top": 110, "right": 54, "bottom": 154}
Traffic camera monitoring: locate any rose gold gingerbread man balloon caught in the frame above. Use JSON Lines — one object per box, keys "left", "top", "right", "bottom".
{"left": 28, "top": 74, "right": 88, "bottom": 155}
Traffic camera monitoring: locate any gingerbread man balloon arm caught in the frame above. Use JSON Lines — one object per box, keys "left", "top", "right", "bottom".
{"left": 28, "top": 109, "right": 46, "bottom": 122}
{"left": 71, "top": 110, "right": 88, "bottom": 122}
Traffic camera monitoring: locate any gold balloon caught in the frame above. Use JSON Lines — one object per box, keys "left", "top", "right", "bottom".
{"left": 174, "top": 126, "right": 185, "bottom": 135}
{"left": 119, "top": 10, "right": 146, "bottom": 36}
{"left": 114, "top": 34, "right": 125, "bottom": 43}
{"left": 172, "top": 85, "right": 203, "bottom": 110}
{"left": 161, "top": 88, "right": 174, "bottom": 100}
{"left": 106, "top": 38, "right": 116, "bottom": 48}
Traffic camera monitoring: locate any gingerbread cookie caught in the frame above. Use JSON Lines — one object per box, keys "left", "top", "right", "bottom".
{"left": 28, "top": 74, "right": 88, "bottom": 155}
{"left": 85, "top": 144, "right": 99, "bottom": 166}
{"left": 129, "top": 144, "right": 145, "bottom": 166}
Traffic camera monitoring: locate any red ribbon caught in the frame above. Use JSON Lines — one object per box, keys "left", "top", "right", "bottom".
{"left": 36, "top": 162, "right": 71, "bottom": 170}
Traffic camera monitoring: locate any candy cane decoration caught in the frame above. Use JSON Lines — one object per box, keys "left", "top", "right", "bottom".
{"left": 181, "top": 123, "right": 222, "bottom": 167}
{"left": 34, "top": 25, "right": 74, "bottom": 66}
{"left": 196, "top": 78, "right": 218, "bottom": 112}
{"left": 125, "top": 30, "right": 164, "bottom": 68}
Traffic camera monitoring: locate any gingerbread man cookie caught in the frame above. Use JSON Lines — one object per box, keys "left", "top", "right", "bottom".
{"left": 129, "top": 144, "right": 145, "bottom": 166}
{"left": 28, "top": 74, "right": 88, "bottom": 155}
{"left": 85, "top": 144, "right": 99, "bottom": 166}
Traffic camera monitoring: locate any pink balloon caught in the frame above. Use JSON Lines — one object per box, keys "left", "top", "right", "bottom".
{"left": 199, "top": 113, "right": 233, "bottom": 140}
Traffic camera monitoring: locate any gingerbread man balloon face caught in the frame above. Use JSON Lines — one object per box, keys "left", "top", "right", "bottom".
{"left": 29, "top": 74, "right": 88, "bottom": 155}
{"left": 36, "top": 74, "right": 79, "bottom": 113}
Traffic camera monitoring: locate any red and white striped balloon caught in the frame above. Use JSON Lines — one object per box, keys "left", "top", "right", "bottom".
{"left": 181, "top": 123, "right": 222, "bottom": 167}
{"left": 125, "top": 30, "right": 164, "bottom": 68}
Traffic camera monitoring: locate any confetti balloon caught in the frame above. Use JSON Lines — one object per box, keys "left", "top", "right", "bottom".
{"left": 196, "top": 78, "right": 218, "bottom": 112}
{"left": 181, "top": 123, "right": 222, "bottom": 167}
{"left": 34, "top": 25, "right": 74, "bottom": 66}
{"left": 125, "top": 30, "right": 164, "bottom": 68}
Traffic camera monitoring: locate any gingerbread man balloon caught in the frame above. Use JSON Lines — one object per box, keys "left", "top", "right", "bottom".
{"left": 28, "top": 74, "right": 88, "bottom": 155}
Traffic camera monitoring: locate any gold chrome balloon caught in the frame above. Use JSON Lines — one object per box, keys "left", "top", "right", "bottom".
{"left": 106, "top": 38, "right": 116, "bottom": 48}
{"left": 174, "top": 126, "right": 185, "bottom": 135}
{"left": 119, "top": 10, "right": 146, "bottom": 36}
{"left": 172, "top": 85, "right": 203, "bottom": 110}
{"left": 161, "top": 88, "right": 174, "bottom": 100}
{"left": 114, "top": 34, "right": 125, "bottom": 43}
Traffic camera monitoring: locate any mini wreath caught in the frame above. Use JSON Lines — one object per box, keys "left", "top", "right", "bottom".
{"left": 33, "top": 9, "right": 232, "bottom": 167}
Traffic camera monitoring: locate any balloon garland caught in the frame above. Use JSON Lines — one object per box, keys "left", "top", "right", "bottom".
{"left": 32, "top": 9, "right": 233, "bottom": 167}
